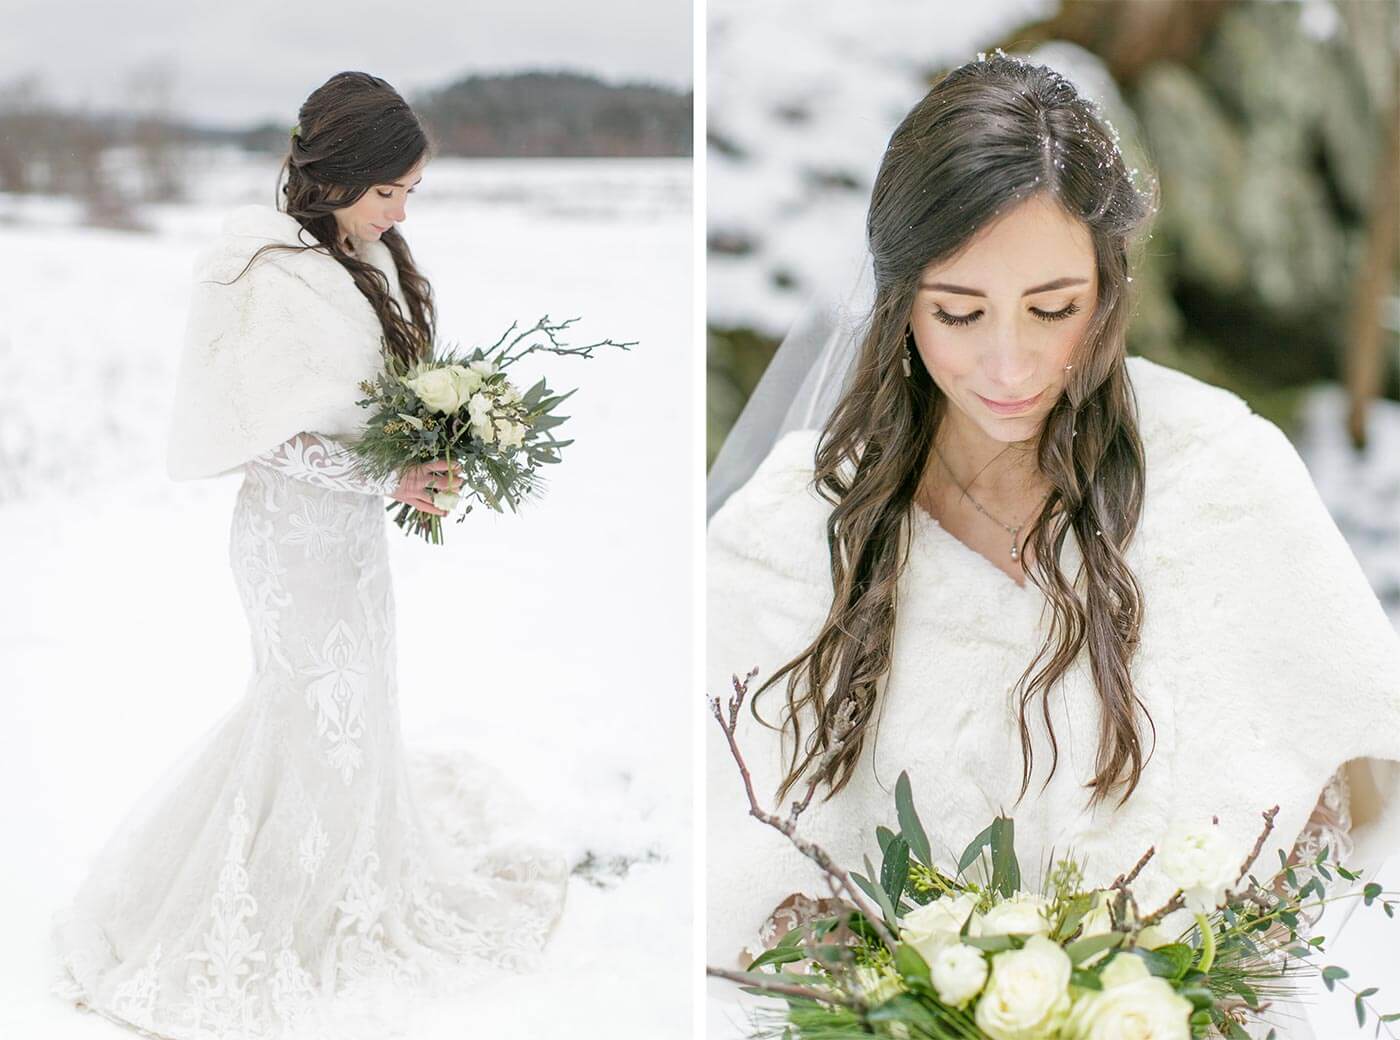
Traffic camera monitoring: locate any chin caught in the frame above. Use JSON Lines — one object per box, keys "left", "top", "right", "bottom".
{"left": 978, "top": 416, "right": 1043, "bottom": 444}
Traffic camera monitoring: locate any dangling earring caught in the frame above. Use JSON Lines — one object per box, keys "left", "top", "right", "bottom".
{"left": 902, "top": 327, "right": 914, "bottom": 378}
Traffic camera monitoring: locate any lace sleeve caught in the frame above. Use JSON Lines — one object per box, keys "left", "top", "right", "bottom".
{"left": 250, "top": 432, "right": 400, "bottom": 496}
{"left": 738, "top": 891, "right": 854, "bottom": 970}
{"left": 1274, "top": 766, "right": 1355, "bottom": 938}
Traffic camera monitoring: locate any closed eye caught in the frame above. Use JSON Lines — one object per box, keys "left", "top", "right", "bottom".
{"left": 931, "top": 301, "right": 1081, "bottom": 327}
{"left": 376, "top": 188, "right": 417, "bottom": 198}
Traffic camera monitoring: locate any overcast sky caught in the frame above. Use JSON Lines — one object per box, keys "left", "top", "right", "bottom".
{"left": 0, "top": 0, "right": 693, "bottom": 126}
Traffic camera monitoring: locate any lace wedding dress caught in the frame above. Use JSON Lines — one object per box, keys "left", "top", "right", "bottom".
{"left": 51, "top": 431, "right": 570, "bottom": 1039}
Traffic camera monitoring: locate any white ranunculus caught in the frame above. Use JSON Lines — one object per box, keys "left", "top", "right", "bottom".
{"left": 405, "top": 366, "right": 468, "bottom": 413}
{"left": 974, "top": 934, "right": 1073, "bottom": 1040}
{"left": 930, "top": 943, "right": 988, "bottom": 1009}
{"left": 971, "top": 893, "right": 1052, "bottom": 939}
{"left": 466, "top": 392, "right": 495, "bottom": 424}
{"left": 1063, "top": 952, "right": 1193, "bottom": 1040}
{"left": 900, "top": 892, "right": 979, "bottom": 964}
{"left": 431, "top": 490, "right": 460, "bottom": 511}
{"left": 468, "top": 358, "right": 496, "bottom": 377}
{"left": 1159, "top": 820, "right": 1236, "bottom": 915}
{"left": 496, "top": 419, "right": 527, "bottom": 450}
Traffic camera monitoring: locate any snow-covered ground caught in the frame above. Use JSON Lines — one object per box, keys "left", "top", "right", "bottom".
{"left": 0, "top": 152, "right": 694, "bottom": 1038}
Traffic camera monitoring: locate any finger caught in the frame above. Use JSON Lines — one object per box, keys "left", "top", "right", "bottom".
{"left": 423, "top": 459, "right": 454, "bottom": 473}
{"left": 413, "top": 498, "right": 448, "bottom": 516}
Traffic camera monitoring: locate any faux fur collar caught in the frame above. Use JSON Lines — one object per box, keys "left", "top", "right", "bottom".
{"left": 708, "top": 355, "right": 1251, "bottom": 587}
{"left": 166, "top": 205, "right": 404, "bottom": 480}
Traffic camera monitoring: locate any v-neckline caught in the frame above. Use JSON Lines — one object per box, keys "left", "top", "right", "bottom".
{"left": 909, "top": 499, "right": 1043, "bottom": 596}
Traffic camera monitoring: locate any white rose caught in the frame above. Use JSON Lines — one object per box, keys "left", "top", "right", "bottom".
{"left": 1159, "top": 820, "right": 1236, "bottom": 915}
{"left": 447, "top": 364, "right": 484, "bottom": 398}
{"left": 467, "top": 392, "right": 495, "bottom": 424}
{"left": 496, "top": 419, "right": 526, "bottom": 450}
{"left": 1132, "top": 925, "right": 1173, "bottom": 951}
{"left": 404, "top": 367, "right": 466, "bottom": 413}
{"left": 971, "top": 893, "right": 1052, "bottom": 939}
{"left": 468, "top": 358, "right": 496, "bottom": 377}
{"left": 900, "top": 892, "right": 979, "bottom": 964}
{"left": 974, "top": 934, "right": 1073, "bottom": 1040}
{"left": 471, "top": 416, "right": 496, "bottom": 444}
{"left": 1063, "top": 952, "right": 1193, "bottom": 1040}
{"left": 431, "top": 490, "right": 460, "bottom": 511}
{"left": 930, "top": 943, "right": 988, "bottom": 1009}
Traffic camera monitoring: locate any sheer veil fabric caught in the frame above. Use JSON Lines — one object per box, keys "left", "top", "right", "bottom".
{"left": 50, "top": 206, "right": 569, "bottom": 1039}
{"left": 706, "top": 250, "right": 874, "bottom": 519}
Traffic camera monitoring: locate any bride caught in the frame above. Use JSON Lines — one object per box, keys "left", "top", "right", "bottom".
{"left": 51, "top": 71, "right": 568, "bottom": 1039}
{"left": 706, "top": 53, "right": 1400, "bottom": 1040}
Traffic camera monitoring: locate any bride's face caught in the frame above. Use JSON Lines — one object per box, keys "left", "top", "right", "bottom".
{"left": 907, "top": 192, "right": 1098, "bottom": 446}
{"left": 331, "top": 154, "right": 427, "bottom": 244}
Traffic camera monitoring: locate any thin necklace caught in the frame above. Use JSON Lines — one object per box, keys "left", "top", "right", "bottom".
{"left": 931, "top": 445, "right": 1049, "bottom": 563}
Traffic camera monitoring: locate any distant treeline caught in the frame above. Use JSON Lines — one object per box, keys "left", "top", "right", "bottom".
{"left": 0, "top": 67, "right": 690, "bottom": 225}
{"left": 240, "top": 70, "right": 693, "bottom": 158}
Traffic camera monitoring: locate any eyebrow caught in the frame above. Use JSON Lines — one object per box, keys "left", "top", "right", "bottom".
{"left": 389, "top": 176, "right": 424, "bottom": 188}
{"left": 918, "top": 276, "right": 1088, "bottom": 297}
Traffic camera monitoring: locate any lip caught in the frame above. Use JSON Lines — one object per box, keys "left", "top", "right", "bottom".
{"left": 975, "top": 388, "right": 1044, "bottom": 415}
{"left": 370, "top": 223, "right": 388, "bottom": 233}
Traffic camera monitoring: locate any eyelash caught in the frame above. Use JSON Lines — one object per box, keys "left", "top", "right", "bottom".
{"left": 931, "top": 301, "right": 1081, "bottom": 327}
{"left": 376, "top": 188, "right": 417, "bottom": 198}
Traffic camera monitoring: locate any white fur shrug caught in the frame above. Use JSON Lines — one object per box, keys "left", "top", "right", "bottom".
{"left": 706, "top": 355, "right": 1400, "bottom": 979}
{"left": 167, "top": 204, "right": 407, "bottom": 480}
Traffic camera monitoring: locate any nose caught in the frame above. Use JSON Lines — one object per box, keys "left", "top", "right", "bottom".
{"left": 980, "top": 323, "right": 1037, "bottom": 393}
{"left": 388, "top": 197, "right": 407, "bottom": 223}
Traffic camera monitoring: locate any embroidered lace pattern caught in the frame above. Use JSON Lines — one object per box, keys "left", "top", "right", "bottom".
{"left": 50, "top": 430, "right": 569, "bottom": 1040}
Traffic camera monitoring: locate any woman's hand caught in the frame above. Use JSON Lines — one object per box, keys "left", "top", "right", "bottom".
{"left": 392, "top": 459, "right": 464, "bottom": 516}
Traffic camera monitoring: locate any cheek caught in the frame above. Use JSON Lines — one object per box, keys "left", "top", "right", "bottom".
{"left": 910, "top": 320, "right": 976, "bottom": 381}
{"left": 1047, "top": 317, "right": 1088, "bottom": 365}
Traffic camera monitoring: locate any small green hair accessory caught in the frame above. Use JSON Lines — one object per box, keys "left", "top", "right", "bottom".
{"left": 290, "top": 123, "right": 301, "bottom": 139}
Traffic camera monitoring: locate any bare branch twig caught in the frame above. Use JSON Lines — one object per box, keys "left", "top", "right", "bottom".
{"left": 709, "top": 668, "right": 899, "bottom": 951}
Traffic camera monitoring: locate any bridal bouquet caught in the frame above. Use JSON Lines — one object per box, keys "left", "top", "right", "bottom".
{"left": 351, "top": 315, "right": 633, "bottom": 543}
{"left": 709, "top": 668, "right": 1400, "bottom": 1040}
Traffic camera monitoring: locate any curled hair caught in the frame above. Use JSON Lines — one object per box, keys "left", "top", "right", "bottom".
{"left": 753, "top": 52, "right": 1161, "bottom": 813}
{"left": 219, "top": 71, "right": 436, "bottom": 368}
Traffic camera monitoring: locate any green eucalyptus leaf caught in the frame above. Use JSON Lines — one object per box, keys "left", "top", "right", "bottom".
{"left": 1065, "top": 931, "right": 1123, "bottom": 966}
{"left": 881, "top": 836, "right": 910, "bottom": 905}
{"left": 894, "top": 771, "right": 933, "bottom": 867}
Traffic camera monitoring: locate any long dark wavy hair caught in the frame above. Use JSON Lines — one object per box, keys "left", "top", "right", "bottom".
{"left": 752, "top": 53, "right": 1161, "bottom": 813}
{"left": 219, "top": 71, "right": 436, "bottom": 368}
